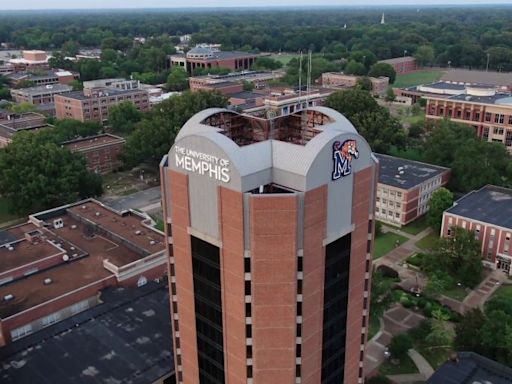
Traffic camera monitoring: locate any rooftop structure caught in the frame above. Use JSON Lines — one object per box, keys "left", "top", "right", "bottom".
{"left": 63, "top": 134, "right": 126, "bottom": 174}
{"left": 161, "top": 107, "right": 378, "bottom": 383}
{"left": 0, "top": 281, "right": 174, "bottom": 384}
{"left": 170, "top": 45, "right": 259, "bottom": 74}
{"left": 375, "top": 154, "right": 450, "bottom": 226}
{"left": 7, "top": 69, "right": 79, "bottom": 87}
{"left": 428, "top": 352, "right": 512, "bottom": 384}
{"left": 10, "top": 84, "right": 73, "bottom": 105}
{"left": 8, "top": 50, "right": 50, "bottom": 71}
{"left": 321, "top": 72, "right": 389, "bottom": 95}
{"left": 0, "top": 112, "right": 49, "bottom": 147}
{"left": 83, "top": 78, "right": 140, "bottom": 94}
{"left": 0, "top": 199, "right": 167, "bottom": 345}
{"left": 442, "top": 185, "right": 512, "bottom": 275}
{"left": 442, "top": 69, "right": 512, "bottom": 89}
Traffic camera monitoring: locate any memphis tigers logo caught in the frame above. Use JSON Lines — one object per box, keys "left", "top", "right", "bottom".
{"left": 332, "top": 139, "right": 359, "bottom": 180}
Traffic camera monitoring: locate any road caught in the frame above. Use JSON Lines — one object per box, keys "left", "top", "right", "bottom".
{"left": 100, "top": 186, "right": 161, "bottom": 213}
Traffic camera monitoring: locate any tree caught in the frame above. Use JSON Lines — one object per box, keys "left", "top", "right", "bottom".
{"left": 242, "top": 80, "right": 255, "bottom": 91}
{"left": 13, "top": 80, "right": 35, "bottom": 89}
{"left": 427, "top": 187, "right": 453, "bottom": 233}
{"left": 426, "top": 308, "right": 454, "bottom": 346}
{"left": 69, "top": 80, "right": 83, "bottom": 91}
{"left": 252, "top": 57, "right": 283, "bottom": 71}
{"left": 108, "top": 101, "right": 143, "bottom": 134}
{"left": 123, "top": 91, "right": 228, "bottom": 168}
{"left": 385, "top": 87, "right": 396, "bottom": 102}
{"left": 389, "top": 334, "right": 413, "bottom": 360}
{"left": 8, "top": 102, "right": 37, "bottom": 114}
{"left": 166, "top": 67, "right": 189, "bottom": 91}
{"left": 368, "top": 62, "right": 396, "bottom": 84}
{"left": 62, "top": 40, "right": 80, "bottom": 57}
{"left": 344, "top": 60, "right": 366, "bottom": 76}
{"left": 356, "top": 76, "right": 372, "bottom": 91}
{"left": 0, "top": 133, "right": 102, "bottom": 213}
{"left": 454, "top": 308, "right": 486, "bottom": 353}
{"left": 414, "top": 45, "right": 435, "bottom": 67}
{"left": 326, "top": 89, "right": 379, "bottom": 119}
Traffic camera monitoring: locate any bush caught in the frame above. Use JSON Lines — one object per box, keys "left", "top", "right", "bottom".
{"left": 375, "top": 221, "right": 383, "bottom": 237}
{"left": 409, "top": 319, "right": 432, "bottom": 340}
{"left": 389, "top": 333, "right": 413, "bottom": 359}
{"left": 377, "top": 265, "right": 399, "bottom": 279}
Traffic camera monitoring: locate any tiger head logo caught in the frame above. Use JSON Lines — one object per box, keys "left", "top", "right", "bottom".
{"left": 332, "top": 139, "right": 359, "bottom": 180}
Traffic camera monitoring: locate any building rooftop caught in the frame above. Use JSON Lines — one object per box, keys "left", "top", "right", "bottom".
{"left": 0, "top": 199, "right": 165, "bottom": 319}
{"left": 63, "top": 134, "right": 125, "bottom": 152}
{"left": 376, "top": 153, "right": 449, "bottom": 190}
{"left": 0, "top": 281, "right": 173, "bottom": 384}
{"left": 10, "top": 84, "right": 73, "bottom": 96}
{"left": 446, "top": 185, "right": 512, "bottom": 229}
{"left": 57, "top": 88, "right": 143, "bottom": 101}
{"left": 442, "top": 69, "right": 512, "bottom": 87}
{"left": 379, "top": 56, "right": 416, "bottom": 64}
{"left": 448, "top": 92, "right": 512, "bottom": 105}
{"left": 428, "top": 352, "right": 512, "bottom": 384}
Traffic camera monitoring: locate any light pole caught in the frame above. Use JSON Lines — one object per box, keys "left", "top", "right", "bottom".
{"left": 486, "top": 53, "right": 490, "bottom": 72}
{"left": 402, "top": 49, "right": 407, "bottom": 74}
{"left": 448, "top": 60, "right": 451, "bottom": 70}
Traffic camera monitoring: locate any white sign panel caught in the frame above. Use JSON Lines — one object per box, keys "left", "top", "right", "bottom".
{"left": 174, "top": 145, "right": 230, "bottom": 183}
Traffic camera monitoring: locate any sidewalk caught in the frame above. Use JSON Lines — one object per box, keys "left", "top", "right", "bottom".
{"left": 463, "top": 269, "right": 508, "bottom": 310}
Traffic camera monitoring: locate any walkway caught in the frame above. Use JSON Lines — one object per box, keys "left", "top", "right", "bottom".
{"left": 386, "top": 349, "right": 434, "bottom": 383}
{"left": 463, "top": 269, "right": 509, "bottom": 310}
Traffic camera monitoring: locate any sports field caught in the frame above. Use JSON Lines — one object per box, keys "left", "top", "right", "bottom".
{"left": 394, "top": 70, "right": 445, "bottom": 88}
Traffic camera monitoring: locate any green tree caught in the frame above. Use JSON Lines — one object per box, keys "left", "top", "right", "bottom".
{"left": 252, "top": 57, "right": 283, "bottom": 70}
{"left": 68, "top": 80, "right": 83, "bottom": 91}
{"left": 385, "top": 87, "right": 396, "bottom": 102}
{"left": 368, "top": 62, "right": 396, "bottom": 83}
{"left": 454, "top": 308, "right": 486, "bottom": 354}
{"left": 326, "top": 89, "right": 379, "bottom": 119}
{"left": 426, "top": 308, "right": 454, "bottom": 346}
{"left": 242, "top": 80, "right": 255, "bottom": 91}
{"left": 0, "top": 133, "right": 102, "bottom": 213}
{"left": 8, "top": 102, "right": 37, "bottom": 114}
{"left": 356, "top": 76, "right": 372, "bottom": 91}
{"left": 426, "top": 187, "right": 453, "bottom": 233}
{"left": 123, "top": 91, "right": 228, "bottom": 168}
{"left": 62, "top": 40, "right": 80, "bottom": 57}
{"left": 166, "top": 67, "right": 189, "bottom": 91}
{"left": 414, "top": 45, "right": 435, "bottom": 66}
{"left": 108, "top": 101, "right": 143, "bottom": 134}
{"left": 13, "top": 80, "right": 36, "bottom": 89}
{"left": 344, "top": 60, "right": 366, "bottom": 76}
{"left": 389, "top": 334, "right": 413, "bottom": 360}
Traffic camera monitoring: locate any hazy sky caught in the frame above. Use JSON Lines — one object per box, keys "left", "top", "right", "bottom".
{"left": 1, "top": 0, "right": 512, "bottom": 10}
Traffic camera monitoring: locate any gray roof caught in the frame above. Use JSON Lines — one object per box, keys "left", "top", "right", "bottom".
{"left": 0, "top": 281, "right": 173, "bottom": 384}
{"left": 428, "top": 352, "right": 512, "bottom": 384}
{"left": 60, "top": 88, "right": 142, "bottom": 101}
{"left": 420, "top": 82, "right": 466, "bottom": 90}
{"left": 449, "top": 92, "right": 512, "bottom": 105}
{"left": 446, "top": 185, "right": 512, "bottom": 229}
{"left": 379, "top": 56, "right": 416, "bottom": 64}
{"left": 442, "top": 69, "right": 512, "bottom": 87}
{"left": 11, "top": 84, "right": 72, "bottom": 96}
{"left": 376, "top": 153, "right": 449, "bottom": 190}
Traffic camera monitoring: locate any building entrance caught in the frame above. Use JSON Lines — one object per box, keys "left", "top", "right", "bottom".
{"left": 497, "top": 256, "right": 511, "bottom": 274}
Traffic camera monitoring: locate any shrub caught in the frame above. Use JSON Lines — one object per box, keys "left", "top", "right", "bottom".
{"left": 377, "top": 265, "right": 399, "bottom": 279}
{"left": 389, "top": 333, "right": 413, "bottom": 359}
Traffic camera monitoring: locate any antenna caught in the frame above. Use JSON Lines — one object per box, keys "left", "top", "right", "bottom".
{"left": 298, "top": 51, "right": 303, "bottom": 100}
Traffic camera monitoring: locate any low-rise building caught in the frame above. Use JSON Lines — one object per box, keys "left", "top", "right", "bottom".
{"left": 8, "top": 50, "right": 50, "bottom": 71}
{"left": 375, "top": 154, "right": 451, "bottom": 226}
{"left": 63, "top": 134, "right": 125, "bottom": 174}
{"left": 378, "top": 56, "right": 417, "bottom": 74}
{"left": 321, "top": 72, "right": 390, "bottom": 95}
{"left": 441, "top": 185, "right": 512, "bottom": 275}
{"left": 0, "top": 112, "right": 50, "bottom": 147}
{"left": 189, "top": 70, "right": 284, "bottom": 94}
{"left": 54, "top": 86, "right": 149, "bottom": 124}
{"left": 170, "top": 45, "right": 258, "bottom": 74}
{"left": 0, "top": 199, "right": 167, "bottom": 346}
{"left": 10, "top": 84, "right": 73, "bottom": 105}
{"left": 7, "top": 69, "right": 79, "bottom": 87}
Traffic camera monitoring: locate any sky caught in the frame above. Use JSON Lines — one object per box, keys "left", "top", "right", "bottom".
{"left": 1, "top": 0, "right": 512, "bottom": 10}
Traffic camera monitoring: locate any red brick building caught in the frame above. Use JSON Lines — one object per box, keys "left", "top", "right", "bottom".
{"left": 378, "top": 56, "right": 417, "bottom": 74}
{"left": 170, "top": 45, "right": 258, "bottom": 74}
{"left": 441, "top": 185, "right": 512, "bottom": 276}
{"left": 189, "top": 70, "right": 284, "bottom": 94}
{"left": 0, "top": 112, "right": 50, "bottom": 147}
{"left": 0, "top": 199, "right": 167, "bottom": 346}
{"left": 63, "top": 134, "right": 125, "bottom": 174}
{"left": 375, "top": 154, "right": 451, "bottom": 226}
{"left": 160, "top": 107, "right": 378, "bottom": 384}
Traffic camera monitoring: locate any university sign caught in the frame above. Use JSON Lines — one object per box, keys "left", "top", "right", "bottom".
{"left": 174, "top": 145, "right": 231, "bottom": 183}
{"left": 332, "top": 139, "right": 359, "bottom": 180}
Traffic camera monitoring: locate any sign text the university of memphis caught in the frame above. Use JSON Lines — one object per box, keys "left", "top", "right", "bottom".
{"left": 175, "top": 145, "right": 230, "bottom": 183}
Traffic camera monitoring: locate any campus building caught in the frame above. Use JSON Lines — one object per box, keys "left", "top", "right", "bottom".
{"left": 170, "top": 45, "right": 258, "bottom": 74}
{"left": 63, "top": 133, "right": 126, "bottom": 174}
{"left": 189, "top": 70, "right": 285, "bottom": 95}
{"left": 0, "top": 111, "right": 50, "bottom": 147}
{"left": 10, "top": 84, "right": 73, "bottom": 105}
{"left": 160, "top": 107, "right": 378, "bottom": 384}
{"left": 375, "top": 154, "right": 450, "bottom": 227}
{"left": 424, "top": 85, "right": 512, "bottom": 153}
{"left": 441, "top": 185, "right": 512, "bottom": 276}
{"left": 7, "top": 69, "right": 79, "bottom": 87}
{"left": 378, "top": 56, "right": 417, "bottom": 74}
{"left": 0, "top": 199, "right": 167, "bottom": 346}
{"left": 54, "top": 86, "right": 149, "bottom": 124}
{"left": 8, "top": 50, "right": 50, "bottom": 71}
{"left": 321, "top": 72, "right": 390, "bottom": 95}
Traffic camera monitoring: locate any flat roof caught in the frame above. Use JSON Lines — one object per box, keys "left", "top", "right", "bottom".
{"left": 442, "top": 69, "right": 512, "bottom": 87}
{"left": 379, "top": 56, "right": 416, "bottom": 64}
{"left": 376, "top": 153, "right": 449, "bottom": 190}
{"left": 63, "top": 134, "right": 125, "bottom": 152}
{"left": 428, "top": 352, "right": 512, "bottom": 384}
{"left": 0, "top": 281, "right": 173, "bottom": 384}
{"left": 11, "top": 84, "right": 72, "bottom": 95}
{"left": 0, "top": 199, "right": 165, "bottom": 318}
{"left": 58, "top": 88, "right": 144, "bottom": 101}
{"left": 446, "top": 185, "right": 512, "bottom": 229}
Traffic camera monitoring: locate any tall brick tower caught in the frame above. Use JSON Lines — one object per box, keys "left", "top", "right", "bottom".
{"left": 160, "top": 107, "right": 378, "bottom": 384}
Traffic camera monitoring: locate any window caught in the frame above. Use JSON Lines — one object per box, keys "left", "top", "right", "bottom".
{"left": 483, "top": 127, "right": 490, "bottom": 140}
{"left": 395, "top": 212, "right": 400, "bottom": 218}
{"left": 396, "top": 192, "right": 402, "bottom": 198}
{"left": 71, "top": 300, "right": 89, "bottom": 314}
{"left": 11, "top": 324, "right": 32, "bottom": 341}
{"left": 485, "top": 112, "right": 492, "bottom": 122}
{"left": 42, "top": 312, "right": 61, "bottom": 327}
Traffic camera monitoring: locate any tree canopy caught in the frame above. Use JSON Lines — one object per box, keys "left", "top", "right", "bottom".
{"left": 108, "top": 101, "right": 143, "bottom": 134}
{"left": 368, "top": 62, "right": 396, "bottom": 83}
{"left": 426, "top": 187, "right": 454, "bottom": 233}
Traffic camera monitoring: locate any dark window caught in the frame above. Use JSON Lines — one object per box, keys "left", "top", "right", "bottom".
{"left": 365, "top": 259, "right": 370, "bottom": 273}
{"left": 296, "top": 323, "right": 302, "bottom": 337}
{"left": 175, "top": 337, "right": 181, "bottom": 348}
{"left": 245, "top": 280, "right": 251, "bottom": 295}
{"left": 245, "top": 303, "right": 252, "bottom": 317}
{"left": 296, "top": 344, "right": 302, "bottom": 357}
{"left": 364, "top": 279, "right": 369, "bottom": 291}
{"left": 296, "top": 365, "right": 301, "bottom": 378}
{"left": 247, "top": 345, "right": 252, "bottom": 359}
{"left": 368, "top": 220, "right": 373, "bottom": 234}
{"left": 298, "top": 257, "right": 303, "bottom": 272}
{"left": 297, "top": 302, "right": 302, "bottom": 316}
{"left": 246, "top": 324, "right": 252, "bottom": 338}
{"left": 191, "top": 236, "right": 225, "bottom": 384}
{"left": 244, "top": 257, "right": 250, "bottom": 273}
{"left": 247, "top": 365, "right": 253, "bottom": 378}
{"left": 366, "top": 240, "right": 371, "bottom": 253}
{"left": 485, "top": 112, "right": 492, "bottom": 122}
{"left": 321, "top": 234, "right": 351, "bottom": 384}
{"left": 297, "top": 279, "right": 303, "bottom": 295}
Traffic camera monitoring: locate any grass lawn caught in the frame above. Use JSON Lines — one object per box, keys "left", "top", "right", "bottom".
{"left": 374, "top": 232, "right": 408, "bottom": 259}
{"left": 401, "top": 216, "right": 430, "bottom": 236}
{"left": 0, "top": 197, "right": 23, "bottom": 225}
{"left": 368, "top": 314, "right": 381, "bottom": 341}
{"left": 379, "top": 354, "right": 419, "bottom": 375}
{"left": 402, "top": 112, "right": 425, "bottom": 126}
{"left": 416, "top": 345, "right": 452, "bottom": 370}
{"left": 394, "top": 70, "right": 445, "bottom": 88}
{"left": 269, "top": 53, "right": 299, "bottom": 66}
{"left": 492, "top": 285, "right": 512, "bottom": 300}
{"left": 416, "top": 233, "right": 439, "bottom": 250}
{"left": 442, "top": 285, "right": 468, "bottom": 301}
